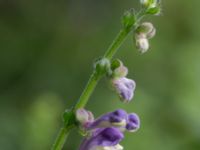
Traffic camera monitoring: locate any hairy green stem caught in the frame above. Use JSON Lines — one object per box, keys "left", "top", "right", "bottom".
{"left": 74, "top": 28, "right": 129, "bottom": 110}
{"left": 51, "top": 126, "right": 73, "bottom": 150}
{"left": 104, "top": 29, "right": 130, "bottom": 59}
{"left": 74, "top": 71, "right": 100, "bottom": 109}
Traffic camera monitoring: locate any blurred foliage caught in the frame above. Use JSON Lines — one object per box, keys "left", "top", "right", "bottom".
{"left": 0, "top": 0, "right": 200, "bottom": 150}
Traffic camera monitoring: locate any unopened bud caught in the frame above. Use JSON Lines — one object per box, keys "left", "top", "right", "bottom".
{"left": 140, "top": 0, "right": 157, "bottom": 7}
{"left": 94, "top": 58, "right": 111, "bottom": 75}
{"left": 111, "top": 59, "right": 128, "bottom": 78}
{"left": 140, "top": 0, "right": 150, "bottom": 6}
{"left": 122, "top": 9, "right": 136, "bottom": 30}
{"left": 140, "top": 0, "right": 161, "bottom": 15}
{"left": 136, "top": 22, "right": 156, "bottom": 39}
{"left": 146, "top": 5, "right": 161, "bottom": 15}
{"left": 76, "top": 108, "right": 94, "bottom": 126}
{"left": 136, "top": 37, "right": 149, "bottom": 53}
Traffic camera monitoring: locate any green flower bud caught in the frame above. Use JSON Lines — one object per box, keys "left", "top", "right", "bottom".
{"left": 122, "top": 9, "right": 136, "bottom": 30}
{"left": 146, "top": 6, "right": 161, "bottom": 15}
{"left": 111, "top": 59, "right": 128, "bottom": 78}
{"left": 141, "top": 0, "right": 159, "bottom": 7}
{"left": 94, "top": 58, "right": 111, "bottom": 76}
{"left": 140, "top": 0, "right": 161, "bottom": 15}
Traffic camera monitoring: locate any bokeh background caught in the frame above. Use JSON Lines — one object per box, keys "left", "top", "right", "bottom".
{"left": 1, "top": 0, "right": 200, "bottom": 149}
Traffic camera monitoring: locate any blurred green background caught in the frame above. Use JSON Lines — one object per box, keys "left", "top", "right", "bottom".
{"left": 0, "top": 0, "right": 200, "bottom": 149}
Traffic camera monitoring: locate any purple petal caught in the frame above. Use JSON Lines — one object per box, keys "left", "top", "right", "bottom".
{"left": 126, "top": 113, "right": 140, "bottom": 132}
{"left": 86, "top": 109, "right": 128, "bottom": 130}
{"left": 79, "top": 127, "right": 124, "bottom": 150}
{"left": 113, "top": 77, "right": 136, "bottom": 102}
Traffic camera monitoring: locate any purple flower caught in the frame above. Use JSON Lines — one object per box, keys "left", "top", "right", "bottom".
{"left": 86, "top": 109, "right": 128, "bottom": 130}
{"left": 77, "top": 109, "right": 140, "bottom": 150}
{"left": 79, "top": 127, "right": 124, "bottom": 150}
{"left": 112, "top": 77, "right": 136, "bottom": 102}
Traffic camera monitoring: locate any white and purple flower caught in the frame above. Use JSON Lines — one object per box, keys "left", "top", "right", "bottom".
{"left": 77, "top": 109, "right": 140, "bottom": 150}
{"left": 86, "top": 109, "right": 128, "bottom": 130}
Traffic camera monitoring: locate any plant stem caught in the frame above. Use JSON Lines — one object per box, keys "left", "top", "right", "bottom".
{"left": 104, "top": 29, "right": 129, "bottom": 59}
{"left": 74, "top": 28, "right": 130, "bottom": 110}
{"left": 74, "top": 71, "right": 100, "bottom": 109}
{"left": 51, "top": 126, "right": 73, "bottom": 150}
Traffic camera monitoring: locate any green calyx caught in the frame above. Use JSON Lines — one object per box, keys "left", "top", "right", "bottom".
{"left": 122, "top": 9, "right": 136, "bottom": 31}
{"left": 94, "top": 58, "right": 111, "bottom": 76}
{"left": 63, "top": 109, "right": 76, "bottom": 127}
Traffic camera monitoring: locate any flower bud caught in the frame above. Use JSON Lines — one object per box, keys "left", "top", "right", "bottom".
{"left": 146, "top": 5, "right": 161, "bottom": 15}
{"left": 136, "top": 37, "right": 149, "bottom": 53}
{"left": 136, "top": 22, "right": 156, "bottom": 39}
{"left": 112, "top": 77, "right": 136, "bottom": 103}
{"left": 140, "top": 0, "right": 150, "bottom": 6}
{"left": 111, "top": 59, "right": 128, "bottom": 78}
{"left": 94, "top": 58, "right": 111, "bottom": 76}
{"left": 140, "top": 0, "right": 158, "bottom": 7}
{"left": 122, "top": 9, "right": 136, "bottom": 30}
{"left": 76, "top": 108, "right": 94, "bottom": 126}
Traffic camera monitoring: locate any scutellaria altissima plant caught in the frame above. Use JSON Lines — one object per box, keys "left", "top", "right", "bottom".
{"left": 52, "top": 0, "right": 162, "bottom": 149}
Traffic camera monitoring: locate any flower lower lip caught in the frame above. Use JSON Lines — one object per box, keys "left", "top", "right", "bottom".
{"left": 111, "top": 119, "right": 126, "bottom": 127}
{"left": 90, "top": 144, "right": 123, "bottom": 150}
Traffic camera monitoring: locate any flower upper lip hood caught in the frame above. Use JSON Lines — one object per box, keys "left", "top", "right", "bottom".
{"left": 85, "top": 109, "right": 128, "bottom": 130}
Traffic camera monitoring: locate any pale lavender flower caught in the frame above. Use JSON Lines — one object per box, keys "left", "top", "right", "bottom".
{"left": 112, "top": 77, "right": 136, "bottom": 103}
